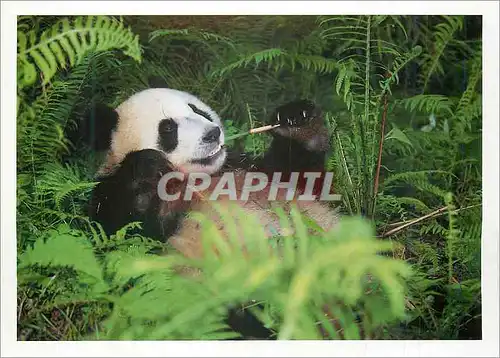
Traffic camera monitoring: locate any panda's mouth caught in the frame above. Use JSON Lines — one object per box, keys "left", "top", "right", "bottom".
{"left": 207, "top": 144, "right": 223, "bottom": 157}
{"left": 191, "top": 144, "right": 225, "bottom": 165}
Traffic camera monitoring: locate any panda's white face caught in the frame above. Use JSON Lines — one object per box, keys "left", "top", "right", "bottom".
{"left": 111, "top": 88, "right": 227, "bottom": 175}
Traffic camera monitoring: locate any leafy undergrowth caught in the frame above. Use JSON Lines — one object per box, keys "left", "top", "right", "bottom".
{"left": 18, "top": 207, "right": 412, "bottom": 340}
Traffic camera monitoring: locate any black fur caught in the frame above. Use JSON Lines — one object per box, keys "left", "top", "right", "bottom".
{"left": 89, "top": 149, "right": 168, "bottom": 236}
{"left": 75, "top": 102, "right": 119, "bottom": 152}
{"left": 257, "top": 133, "right": 327, "bottom": 173}
{"left": 188, "top": 103, "right": 214, "bottom": 122}
{"left": 157, "top": 118, "right": 179, "bottom": 153}
{"left": 225, "top": 306, "right": 276, "bottom": 340}
{"left": 272, "top": 99, "right": 320, "bottom": 127}
{"left": 202, "top": 126, "right": 221, "bottom": 143}
{"left": 224, "top": 99, "right": 329, "bottom": 177}
{"left": 89, "top": 149, "right": 187, "bottom": 242}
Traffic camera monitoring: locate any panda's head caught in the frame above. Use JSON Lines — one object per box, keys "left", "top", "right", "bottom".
{"left": 103, "top": 88, "right": 226, "bottom": 175}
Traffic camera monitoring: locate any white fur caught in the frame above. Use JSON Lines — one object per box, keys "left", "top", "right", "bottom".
{"left": 105, "top": 88, "right": 227, "bottom": 175}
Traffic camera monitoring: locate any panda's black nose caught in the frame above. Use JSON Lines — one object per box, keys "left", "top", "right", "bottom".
{"left": 202, "top": 126, "right": 221, "bottom": 143}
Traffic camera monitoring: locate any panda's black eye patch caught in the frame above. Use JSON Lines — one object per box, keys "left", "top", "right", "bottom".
{"left": 159, "top": 118, "right": 177, "bottom": 132}
{"left": 188, "top": 103, "right": 213, "bottom": 122}
{"left": 157, "top": 119, "right": 178, "bottom": 153}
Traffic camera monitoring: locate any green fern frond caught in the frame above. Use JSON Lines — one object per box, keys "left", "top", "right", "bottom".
{"left": 381, "top": 170, "right": 453, "bottom": 200}
{"left": 149, "top": 28, "right": 234, "bottom": 47}
{"left": 379, "top": 45, "right": 422, "bottom": 95}
{"left": 105, "top": 247, "right": 173, "bottom": 301}
{"left": 381, "top": 170, "right": 453, "bottom": 186}
{"left": 18, "top": 224, "right": 106, "bottom": 289}
{"left": 288, "top": 54, "right": 340, "bottom": 74}
{"left": 455, "top": 208, "right": 481, "bottom": 274}
{"left": 455, "top": 52, "right": 481, "bottom": 114}
{"left": 420, "top": 16, "right": 464, "bottom": 92}
{"left": 37, "top": 164, "right": 97, "bottom": 211}
{"left": 418, "top": 220, "right": 447, "bottom": 237}
{"left": 210, "top": 48, "right": 286, "bottom": 77}
{"left": 318, "top": 15, "right": 369, "bottom": 41}
{"left": 17, "top": 15, "right": 141, "bottom": 89}
{"left": 335, "top": 60, "right": 358, "bottom": 109}
{"left": 391, "top": 196, "right": 432, "bottom": 213}
{"left": 17, "top": 52, "right": 121, "bottom": 172}
{"left": 398, "top": 94, "right": 454, "bottom": 117}
{"left": 451, "top": 51, "right": 482, "bottom": 134}
{"left": 412, "top": 241, "right": 440, "bottom": 271}
{"left": 94, "top": 204, "right": 410, "bottom": 340}
{"left": 34, "top": 162, "right": 97, "bottom": 211}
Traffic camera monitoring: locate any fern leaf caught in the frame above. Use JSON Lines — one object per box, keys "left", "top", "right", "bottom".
{"left": 18, "top": 224, "right": 106, "bottom": 289}
{"left": 17, "top": 52, "right": 117, "bottom": 172}
{"left": 455, "top": 52, "right": 481, "bottom": 114}
{"left": 420, "top": 16, "right": 464, "bottom": 92}
{"left": 385, "top": 127, "right": 413, "bottom": 147}
{"left": 452, "top": 51, "right": 482, "bottom": 134}
{"left": 381, "top": 170, "right": 453, "bottom": 200}
{"left": 149, "top": 28, "right": 234, "bottom": 48}
{"left": 379, "top": 45, "right": 422, "bottom": 94}
{"left": 17, "top": 16, "right": 141, "bottom": 89}
{"left": 335, "top": 63, "right": 347, "bottom": 95}
{"left": 210, "top": 48, "right": 286, "bottom": 77}
{"left": 398, "top": 94, "right": 454, "bottom": 117}
{"left": 289, "top": 54, "right": 340, "bottom": 74}
{"left": 31, "top": 161, "right": 95, "bottom": 213}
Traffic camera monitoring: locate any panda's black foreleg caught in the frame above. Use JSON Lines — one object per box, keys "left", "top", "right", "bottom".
{"left": 87, "top": 148, "right": 180, "bottom": 239}
{"left": 256, "top": 133, "right": 328, "bottom": 174}
{"left": 231, "top": 99, "right": 331, "bottom": 193}
{"left": 224, "top": 306, "right": 276, "bottom": 340}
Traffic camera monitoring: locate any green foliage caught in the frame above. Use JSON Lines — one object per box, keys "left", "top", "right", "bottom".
{"left": 16, "top": 16, "right": 143, "bottom": 255}
{"left": 19, "top": 224, "right": 105, "bottom": 289}
{"left": 149, "top": 28, "right": 234, "bottom": 45}
{"left": 17, "top": 16, "right": 141, "bottom": 89}
{"left": 399, "top": 94, "right": 454, "bottom": 116}
{"left": 321, "top": 15, "right": 427, "bottom": 218}
{"left": 18, "top": 205, "right": 410, "bottom": 340}
{"left": 16, "top": 15, "right": 482, "bottom": 341}
{"left": 17, "top": 16, "right": 142, "bottom": 173}
{"left": 419, "top": 16, "right": 465, "bottom": 92}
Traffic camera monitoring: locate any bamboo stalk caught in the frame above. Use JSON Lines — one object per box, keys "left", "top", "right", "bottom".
{"left": 372, "top": 93, "right": 389, "bottom": 220}
{"left": 381, "top": 206, "right": 449, "bottom": 238}
{"left": 383, "top": 204, "right": 481, "bottom": 228}
{"left": 226, "top": 124, "right": 280, "bottom": 141}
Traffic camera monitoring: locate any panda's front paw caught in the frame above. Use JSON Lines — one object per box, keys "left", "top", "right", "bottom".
{"left": 120, "top": 149, "right": 171, "bottom": 181}
{"left": 272, "top": 99, "right": 321, "bottom": 128}
{"left": 270, "top": 99, "right": 330, "bottom": 152}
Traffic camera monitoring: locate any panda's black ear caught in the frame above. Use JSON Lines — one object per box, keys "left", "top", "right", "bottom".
{"left": 148, "top": 76, "right": 169, "bottom": 89}
{"left": 80, "top": 103, "right": 119, "bottom": 151}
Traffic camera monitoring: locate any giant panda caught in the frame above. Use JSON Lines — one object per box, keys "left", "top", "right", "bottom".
{"left": 82, "top": 87, "right": 341, "bottom": 339}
